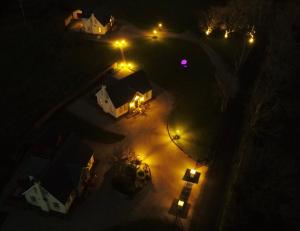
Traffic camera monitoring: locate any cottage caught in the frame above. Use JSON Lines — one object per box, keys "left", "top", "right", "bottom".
{"left": 80, "top": 13, "right": 114, "bottom": 35}
{"left": 95, "top": 70, "right": 153, "bottom": 118}
{"left": 22, "top": 135, "right": 94, "bottom": 214}
{"left": 65, "top": 10, "right": 114, "bottom": 35}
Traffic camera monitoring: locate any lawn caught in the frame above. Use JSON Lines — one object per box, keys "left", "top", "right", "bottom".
{"left": 119, "top": 38, "right": 221, "bottom": 160}
{"left": 204, "top": 32, "right": 245, "bottom": 70}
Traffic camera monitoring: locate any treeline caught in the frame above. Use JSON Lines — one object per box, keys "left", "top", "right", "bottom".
{"left": 220, "top": 0, "right": 300, "bottom": 230}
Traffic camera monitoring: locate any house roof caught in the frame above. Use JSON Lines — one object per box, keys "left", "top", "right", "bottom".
{"left": 81, "top": 10, "right": 112, "bottom": 25}
{"left": 105, "top": 70, "right": 152, "bottom": 108}
{"left": 40, "top": 134, "right": 93, "bottom": 203}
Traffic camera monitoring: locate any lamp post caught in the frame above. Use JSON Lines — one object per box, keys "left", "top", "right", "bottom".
{"left": 152, "top": 29, "right": 158, "bottom": 39}
{"left": 114, "top": 39, "right": 127, "bottom": 62}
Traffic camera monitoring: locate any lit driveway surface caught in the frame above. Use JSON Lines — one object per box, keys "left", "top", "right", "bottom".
{"left": 2, "top": 90, "right": 207, "bottom": 231}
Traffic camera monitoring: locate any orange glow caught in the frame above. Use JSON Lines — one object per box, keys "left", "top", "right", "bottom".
{"left": 113, "top": 39, "right": 128, "bottom": 48}
{"left": 114, "top": 61, "right": 136, "bottom": 71}
{"left": 158, "top": 23, "right": 163, "bottom": 28}
{"left": 153, "top": 29, "right": 158, "bottom": 34}
{"left": 190, "top": 169, "right": 196, "bottom": 175}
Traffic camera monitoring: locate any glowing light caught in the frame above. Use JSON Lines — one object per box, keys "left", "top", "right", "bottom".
{"left": 158, "top": 23, "right": 163, "bottom": 28}
{"left": 248, "top": 30, "right": 255, "bottom": 45}
{"left": 205, "top": 27, "right": 212, "bottom": 36}
{"left": 114, "top": 61, "right": 136, "bottom": 71}
{"left": 153, "top": 29, "right": 158, "bottom": 34}
{"left": 140, "top": 96, "right": 145, "bottom": 102}
{"left": 178, "top": 200, "right": 184, "bottom": 207}
{"left": 224, "top": 30, "right": 229, "bottom": 39}
{"left": 130, "top": 102, "right": 135, "bottom": 108}
{"left": 134, "top": 95, "right": 139, "bottom": 101}
{"left": 190, "top": 169, "right": 196, "bottom": 177}
{"left": 176, "top": 129, "right": 180, "bottom": 134}
{"left": 114, "top": 39, "right": 127, "bottom": 48}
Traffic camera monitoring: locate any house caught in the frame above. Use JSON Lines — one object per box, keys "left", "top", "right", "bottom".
{"left": 80, "top": 13, "right": 114, "bottom": 35}
{"left": 95, "top": 70, "right": 153, "bottom": 118}
{"left": 65, "top": 10, "right": 114, "bottom": 35}
{"left": 22, "top": 135, "right": 94, "bottom": 214}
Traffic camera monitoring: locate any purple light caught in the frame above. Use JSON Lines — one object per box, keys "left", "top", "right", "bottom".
{"left": 181, "top": 59, "right": 188, "bottom": 65}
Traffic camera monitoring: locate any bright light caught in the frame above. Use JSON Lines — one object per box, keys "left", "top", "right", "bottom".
{"left": 205, "top": 27, "right": 212, "bottom": 36}
{"left": 153, "top": 29, "right": 158, "bottom": 34}
{"left": 190, "top": 169, "right": 196, "bottom": 177}
{"left": 140, "top": 96, "right": 145, "bottom": 102}
{"left": 114, "top": 39, "right": 127, "bottom": 48}
{"left": 224, "top": 30, "right": 229, "bottom": 39}
{"left": 130, "top": 102, "right": 135, "bottom": 108}
{"left": 176, "top": 129, "right": 180, "bottom": 134}
{"left": 134, "top": 95, "right": 139, "bottom": 101}
{"left": 178, "top": 200, "right": 184, "bottom": 207}
{"left": 158, "top": 23, "right": 163, "bottom": 28}
{"left": 114, "top": 61, "right": 136, "bottom": 71}
{"left": 248, "top": 31, "right": 255, "bottom": 45}
{"left": 248, "top": 37, "right": 254, "bottom": 44}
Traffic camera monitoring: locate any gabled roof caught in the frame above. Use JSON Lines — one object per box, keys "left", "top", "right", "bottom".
{"left": 105, "top": 70, "right": 152, "bottom": 108}
{"left": 40, "top": 134, "right": 93, "bottom": 203}
{"left": 81, "top": 10, "right": 112, "bottom": 25}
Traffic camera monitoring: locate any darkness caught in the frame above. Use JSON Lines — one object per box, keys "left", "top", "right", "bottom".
{"left": 0, "top": 0, "right": 299, "bottom": 230}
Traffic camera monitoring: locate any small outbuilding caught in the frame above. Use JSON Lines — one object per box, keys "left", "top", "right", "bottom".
{"left": 80, "top": 13, "right": 114, "bottom": 35}
{"left": 22, "top": 134, "right": 94, "bottom": 214}
{"left": 95, "top": 70, "right": 153, "bottom": 118}
{"left": 65, "top": 10, "right": 114, "bottom": 35}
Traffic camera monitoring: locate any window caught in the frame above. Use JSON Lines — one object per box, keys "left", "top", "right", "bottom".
{"left": 30, "top": 196, "right": 36, "bottom": 202}
{"left": 53, "top": 202, "right": 60, "bottom": 209}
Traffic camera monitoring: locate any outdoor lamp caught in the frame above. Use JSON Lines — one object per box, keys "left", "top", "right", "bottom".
{"left": 178, "top": 200, "right": 184, "bottom": 207}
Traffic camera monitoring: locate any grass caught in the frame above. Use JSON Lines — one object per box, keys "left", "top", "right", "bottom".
{"left": 204, "top": 31, "right": 245, "bottom": 70}
{"left": 121, "top": 38, "right": 221, "bottom": 160}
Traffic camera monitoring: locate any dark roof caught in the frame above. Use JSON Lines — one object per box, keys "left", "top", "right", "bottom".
{"left": 40, "top": 134, "right": 93, "bottom": 203}
{"left": 98, "top": 15, "right": 112, "bottom": 25}
{"left": 105, "top": 70, "right": 152, "bottom": 108}
{"left": 81, "top": 10, "right": 112, "bottom": 25}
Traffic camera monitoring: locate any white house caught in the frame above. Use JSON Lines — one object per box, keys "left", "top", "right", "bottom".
{"left": 95, "top": 70, "right": 153, "bottom": 118}
{"left": 81, "top": 13, "right": 114, "bottom": 35}
{"left": 23, "top": 134, "right": 94, "bottom": 214}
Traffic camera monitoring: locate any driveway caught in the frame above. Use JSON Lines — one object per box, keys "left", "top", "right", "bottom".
{"left": 1, "top": 89, "right": 207, "bottom": 231}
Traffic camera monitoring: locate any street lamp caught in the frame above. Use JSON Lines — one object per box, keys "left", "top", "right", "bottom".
{"left": 173, "top": 129, "right": 180, "bottom": 140}
{"left": 114, "top": 39, "right": 128, "bottom": 62}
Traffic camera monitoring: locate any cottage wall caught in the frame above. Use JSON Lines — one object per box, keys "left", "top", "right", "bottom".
{"left": 23, "top": 182, "right": 67, "bottom": 213}
{"left": 96, "top": 86, "right": 117, "bottom": 117}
